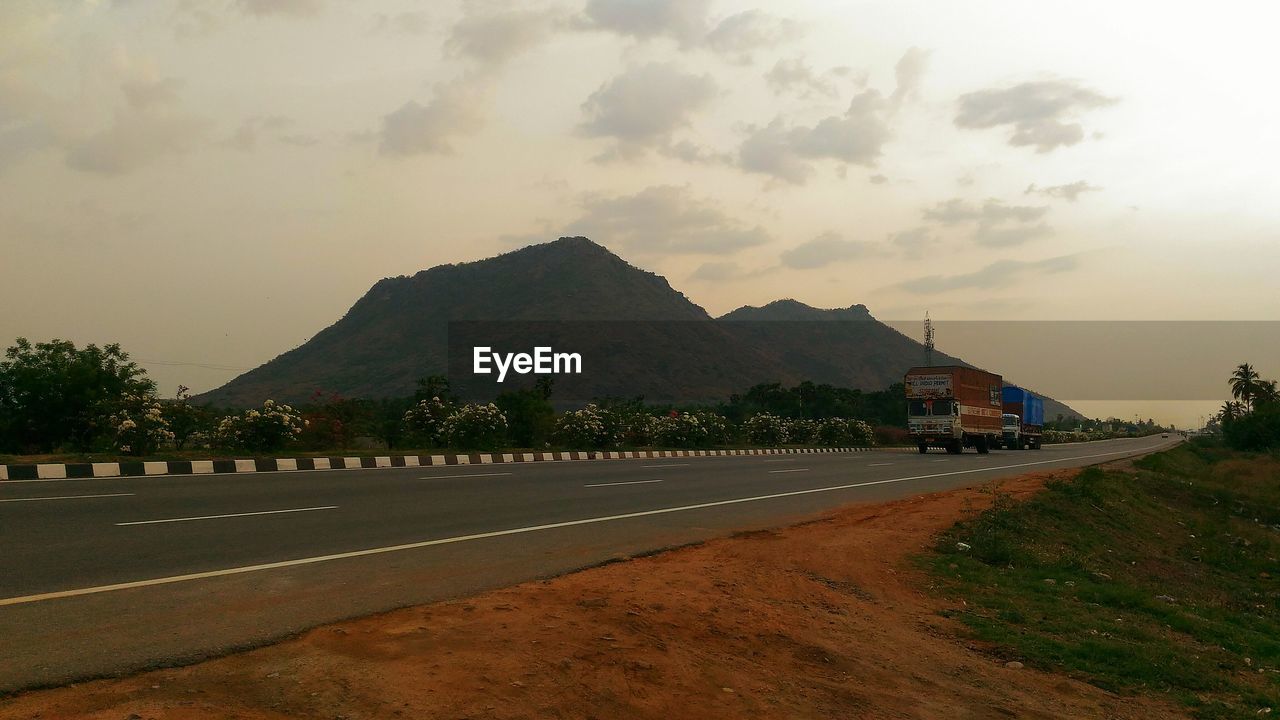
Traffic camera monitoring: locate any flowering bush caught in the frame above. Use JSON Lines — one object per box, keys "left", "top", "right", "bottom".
{"left": 443, "top": 403, "right": 509, "bottom": 449}
{"left": 692, "top": 410, "right": 731, "bottom": 445}
{"left": 653, "top": 411, "right": 711, "bottom": 448}
{"left": 110, "top": 392, "right": 175, "bottom": 455}
{"left": 554, "top": 404, "right": 619, "bottom": 448}
{"left": 846, "top": 419, "right": 874, "bottom": 446}
{"left": 620, "top": 413, "right": 662, "bottom": 446}
{"left": 744, "top": 413, "right": 786, "bottom": 445}
{"left": 403, "top": 395, "right": 453, "bottom": 446}
{"left": 784, "top": 418, "right": 818, "bottom": 445}
{"left": 216, "top": 399, "right": 305, "bottom": 452}
{"left": 816, "top": 418, "right": 847, "bottom": 446}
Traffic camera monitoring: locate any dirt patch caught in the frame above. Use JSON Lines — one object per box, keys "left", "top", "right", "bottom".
{"left": 0, "top": 467, "right": 1183, "bottom": 719}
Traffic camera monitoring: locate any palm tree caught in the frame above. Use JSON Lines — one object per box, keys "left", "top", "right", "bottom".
{"left": 1255, "top": 379, "right": 1279, "bottom": 407}
{"left": 1219, "top": 400, "right": 1245, "bottom": 423}
{"left": 1230, "top": 363, "right": 1262, "bottom": 410}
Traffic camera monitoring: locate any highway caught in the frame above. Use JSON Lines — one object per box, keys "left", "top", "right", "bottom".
{"left": 0, "top": 435, "right": 1177, "bottom": 693}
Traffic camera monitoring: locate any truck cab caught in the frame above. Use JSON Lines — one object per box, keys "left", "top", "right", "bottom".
{"left": 1002, "top": 413, "right": 1021, "bottom": 447}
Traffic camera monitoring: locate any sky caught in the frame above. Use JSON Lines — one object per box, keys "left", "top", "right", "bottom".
{"left": 2, "top": 0, "right": 1278, "bottom": 427}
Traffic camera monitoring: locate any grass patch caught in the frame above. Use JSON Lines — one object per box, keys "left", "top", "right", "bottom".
{"left": 927, "top": 441, "right": 1280, "bottom": 718}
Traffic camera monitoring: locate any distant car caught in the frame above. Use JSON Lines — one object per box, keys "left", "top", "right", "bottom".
{"left": 1161, "top": 433, "right": 1169, "bottom": 438}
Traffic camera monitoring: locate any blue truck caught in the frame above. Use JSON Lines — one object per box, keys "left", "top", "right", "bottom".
{"left": 1001, "top": 385, "right": 1044, "bottom": 450}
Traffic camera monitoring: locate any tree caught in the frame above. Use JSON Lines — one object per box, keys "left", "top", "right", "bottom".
{"left": 495, "top": 377, "right": 555, "bottom": 448}
{"left": 1219, "top": 400, "right": 1245, "bottom": 424}
{"left": 1230, "top": 363, "right": 1262, "bottom": 410}
{"left": 0, "top": 338, "right": 155, "bottom": 453}
{"left": 164, "top": 385, "right": 212, "bottom": 450}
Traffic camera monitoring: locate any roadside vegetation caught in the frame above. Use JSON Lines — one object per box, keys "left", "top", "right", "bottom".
{"left": 928, "top": 440, "right": 1280, "bottom": 718}
{"left": 1, "top": 337, "right": 896, "bottom": 461}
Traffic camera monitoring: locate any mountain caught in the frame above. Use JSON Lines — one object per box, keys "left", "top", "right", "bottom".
{"left": 197, "top": 237, "right": 1084, "bottom": 419}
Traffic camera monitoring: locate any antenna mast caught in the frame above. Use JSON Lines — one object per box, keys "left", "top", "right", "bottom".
{"left": 923, "top": 311, "right": 935, "bottom": 367}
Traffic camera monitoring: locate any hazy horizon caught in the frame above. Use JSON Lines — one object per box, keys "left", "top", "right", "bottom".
{"left": 4, "top": 0, "right": 1277, "bottom": 426}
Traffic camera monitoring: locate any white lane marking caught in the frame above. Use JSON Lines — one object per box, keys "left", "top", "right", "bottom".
{"left": 415, "top": 472, "right": 512, "bottom": 481}
{"left": 768, "top": 468, "right": 810, "bottom": 474}
{"left": 762, "top": 459, "right": 795, "bottom": 463}
{"left": 868, "top": 462, "right": 894, "bottom": 467}
{"left": 932, "top": 459, "right": 949, "bottom": 463}
{"left": 584, "top": 479, "right": 664, "bottom": 488}
{"left": 641, "top": 463, "right": 689, "bottom": 469}
{"left": 116, "top": 506, "right": 337, "bottom": 527}
{"left": 0, "top": 493, "right": 135, "bottom": 504}
{"left": 0, "top": 443, "right": 1163, "bottom": 607}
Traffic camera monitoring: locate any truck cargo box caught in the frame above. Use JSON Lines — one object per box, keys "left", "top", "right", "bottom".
{"left": 1001, "top": 385, "right": 1044, "bottom": 427}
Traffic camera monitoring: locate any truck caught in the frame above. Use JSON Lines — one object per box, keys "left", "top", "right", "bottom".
{"left": 905, "top": 366, "right": 1004, "bottom": 454}
{"left": 1000, "top": 385, "right": 1044, "bottom": 450}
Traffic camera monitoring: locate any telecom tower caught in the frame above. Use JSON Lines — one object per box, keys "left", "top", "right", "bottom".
{"left": 923, "top": 311, "right": 935, "bottom": 367}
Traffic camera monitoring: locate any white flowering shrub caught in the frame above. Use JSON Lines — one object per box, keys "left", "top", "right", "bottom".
{"left": 554, "top": 404, "right": 619, "bottom": 448}
{"left": 443, "top": 403, "right": 509, "bottom": 449}
{"left": 692, "top": 410, "right": 731, "bottom": 445}
{"left": 816, "top": 418, "right": 845, "bottom": 446}
{"left": 784, "top": 418, "right": 818, "bottom": 445}
{"left": 216, "top": 399, "right": 305, "bottom": 452}
{"left": 846, "top": 419, "right": 874, "bottom": 446}
{"left": 653, "top": 412, "right": 710, "bottom": 448}
{"left": 621, "top": 413, "right": 662, "bottom": 446}
{"left": 110, "top": 392, "right": 175, "bottom": 455}
{"left": 403, "top": 396, "right": 452, "bottom": 446}
{"left": 744, "top": 413, "right": 786, "bottom": 445}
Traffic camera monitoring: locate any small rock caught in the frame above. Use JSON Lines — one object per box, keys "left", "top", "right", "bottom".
{"left": 1155, "top": 595, "right": 1177, "bottom": 604}
{"left": 1005, "top": 661, "right": 1024, "bottom": 669}
{"left": 956, "top": 542, "right": 972, "bottom": 552}
{"left": 722, "top": 687, "right": 735, "bottom": 693}
{"left": 1043, "top": 579, "right": 1056, "bottom": 586}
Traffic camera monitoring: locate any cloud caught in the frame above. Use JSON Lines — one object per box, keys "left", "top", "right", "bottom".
{"left": 371, "top": 11, "right": 430, "bottom": 35}
{"left": 764, "top": 57, "right": 859, "bottom": 98}
{"left": 579, "top": 0, "right": 797, "bottom": 59}
{"left": 890, "top": 47, "right": 930, "bottom": 106}
{"left": 972, "top": 222, "right": 1053, "bottom": 247}
{"left": 579, "top": 63, "right": 718, "bottom": 160}
{"left": 955, "top": 79, "right": 1116, "bottom": 152}
{"left": 740, "top": 89, "right": 890, "bottom": 183}
{"left": 922, "top": 198, "right": 1052, "bottom": 247}
{"left": 690, "top": 261, "right": 746, "bottom": 281}
{"left": 66, "top": 111, "right": 208, "bottom": 174}
{"left": 579, "top": 0, "right": 710, "bottom": 48}
{"left": 121, "top": 77, "right": 184, "bottom": 110}
{"left": 378, "top": 78, "right": 488, "bottom": 156}
{"left": 894, "top": 255, "right": 1079, "bottom": 294}
{"left": 923, "top": 198, "right": 1048, "bottom": 225}
{"left": 568, "top": 185, "right": 772, "bottom": 254}
{"left": 234, "top": 0, "right": 323, "bottom": 18}
{"left": 446, "top": 6, "right": 565, "bottom": 72}
{"left": 780, "top": 232, "right": 882, "bottom": 269}
{"left": 705, "top": 10, "right": 801, "bottom": 63}
{"left": 889, "top": 227, "right": 937, "bottom": 258}
{"left": 222, "top": 115, "right": 295, "bottom": 151}
{"left": 1026, "top": 180, "right": 1102, "bottom": 201}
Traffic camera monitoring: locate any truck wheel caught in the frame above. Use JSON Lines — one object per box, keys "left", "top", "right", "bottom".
{"left": 946, "top": 441, "right": 962, "bottom": 455}
{"left": 918, "top": 443, "right": 928, "bottom": 454}
{"left": 976, "top": 437, "right": 990, "bottom": 454}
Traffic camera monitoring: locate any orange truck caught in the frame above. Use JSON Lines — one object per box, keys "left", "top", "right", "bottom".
{"left": 904, "top": 366, "right": 1004, "bottom": 454}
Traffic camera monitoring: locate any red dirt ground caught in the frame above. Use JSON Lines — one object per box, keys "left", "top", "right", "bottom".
{"left": 0, "top": 467, "right": 1183, "bottom": 719}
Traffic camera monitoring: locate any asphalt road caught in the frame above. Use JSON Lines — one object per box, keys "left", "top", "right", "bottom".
{"left": 0, "top": 435, "right": 1178, "bottom": 693}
